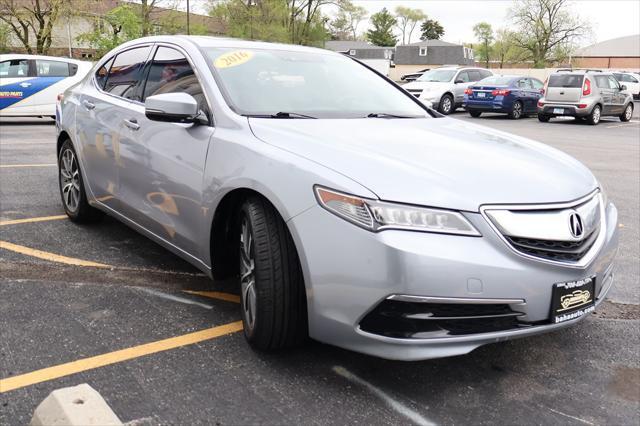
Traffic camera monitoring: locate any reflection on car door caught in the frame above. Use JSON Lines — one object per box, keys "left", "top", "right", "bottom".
{"left": 117, "top": 45, "right": 215, "bottom": 258}
{"left": 77, "top": 46, "right": 152, "bottom": 211}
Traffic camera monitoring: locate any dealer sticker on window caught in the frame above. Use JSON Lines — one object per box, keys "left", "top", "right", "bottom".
{"left": 214, "top": 50, "right": 254, "bottom": 69}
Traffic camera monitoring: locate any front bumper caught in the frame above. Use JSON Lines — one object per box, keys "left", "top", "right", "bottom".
{"left": 288, "top": 201, "right": 618, "bottom": 361}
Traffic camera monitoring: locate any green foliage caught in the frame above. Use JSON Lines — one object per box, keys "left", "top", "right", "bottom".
{"left": 0, "top": 23, "right": 10, "bottom": 54}
{"left": 329, "top": 0, "right": 367, "bottom": 40}
{"left": 394, "top": 6, "right": 425, "bottom": 44}
{"left": 492, "top": 29, "right": 527, "bottom": 67}
{"left": 473, "top": 22, "right": 493, "bottom": 67}
{"left": 419, "top": 18, "right": 444, "bottom": 41}
{"left": 366, "top": 8, "right": 397, "bottom": 47}
{"left": 77, "top": 5, "right": 142, "bottom": 57}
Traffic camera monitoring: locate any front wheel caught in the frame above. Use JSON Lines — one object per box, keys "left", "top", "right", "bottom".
{"left": 238, "top": 197, "right": 307, "bottom": 350}
{"left": 58, "top": 140, "right": 103, "bottom": 223}
{"left": 586, "top": 105, "right": 601, "bottom": 125}
{"left": 438, "top": 94, "right": 454, "bottom": 115}
{"left": 469, "top": 110, "right": 482, "bottom": 118}
{"left": 620, "top": 103, "right": 633, "bottom": 122}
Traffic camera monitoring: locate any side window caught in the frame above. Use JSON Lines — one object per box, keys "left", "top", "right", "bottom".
{"left": 68, "top": 63, "right": 78, "bottom": 77}
{"left": 142, "top": 46, "right": 210, "bottom": 116}
{"left": 104, "top": 46, "right": 152, "bottom": 101}
{"left": 613, "top": 73, "right": 623, "bottom": 82}
{"left": 0, "top": 59, "right": 29, "bottom": 77}
{"left": 531, "top": 79, "right": 544, "bottom": 90}
{"left": 607, "top": 76, "right": 620, "bottom": 90}
{"left": 516, "top": 78, "right": 531, "bottom": 89}
{"left": 457, "top": 71, "right": 470, "bottom": 83}
{"left": 479, "top": 69, "right": 492, "bottom": 79}
{"left": 468, "top": 70, "right": 482, "bottom": 82}
{"left": 95, "top": 57, "right": 114, "bottom": 90}
{"left": 629, "top": 75, "right": 639, "bottom": 83}
{"left": 594, "top": 75, "right": 609, "bottom": 89}
{"left": 36, "top": 60, "right": 70, "bottom": 77}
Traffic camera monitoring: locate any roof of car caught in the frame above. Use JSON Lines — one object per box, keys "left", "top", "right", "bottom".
{"left": 0, "top": 54, "right": 90, "bottom": 64}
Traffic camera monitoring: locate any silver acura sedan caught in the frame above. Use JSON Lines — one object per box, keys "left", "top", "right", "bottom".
{"left": 56, "top": 36, "right": 618, "bottom": 360}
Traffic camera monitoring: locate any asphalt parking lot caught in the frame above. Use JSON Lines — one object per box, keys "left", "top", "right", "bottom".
{"left": 1, "top": 108, "right": 639, "bottom": 425}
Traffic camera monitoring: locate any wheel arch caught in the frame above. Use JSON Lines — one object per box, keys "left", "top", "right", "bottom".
{"left": 57, "top": 130, "right": 71, "bottom": 154}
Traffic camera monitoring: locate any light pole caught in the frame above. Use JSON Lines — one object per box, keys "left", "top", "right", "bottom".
{"left": 186, "top": 0, "right": 190, "bottom": 35}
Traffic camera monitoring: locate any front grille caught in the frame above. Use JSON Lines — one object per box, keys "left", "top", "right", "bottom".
{"left": 507, "top": 229, "right": 599, "bottom": 262}
{"left": 359, "top": 299, "right": 526, "bottom": 339}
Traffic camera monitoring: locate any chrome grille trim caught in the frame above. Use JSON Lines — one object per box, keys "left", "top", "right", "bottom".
{"left": 480, "top": 190, "right": 606, "bottom": 268}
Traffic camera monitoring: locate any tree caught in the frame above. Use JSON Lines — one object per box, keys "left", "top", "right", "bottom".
{"left": 0, "top": 0, "right": 64, "bottom": 54}
{"left": 366, "top": 8, "right": 397, "bottom": 47}
{"left": 492, "top": 29, "right": 527, "bottom": 68}
{"left": 329, "top": 0, "right": 367, "bottom": 40}
{"left": 509, "top": 0, "right": 591, "bottom": 68}
{"left": 473, "top": 22, "right": 493, "bottom": 68}
{"left": 77, "top": 5, "right": 141, "bottom": 57}
{"left": 419, "top": 18, "right": 444, "bottom": 40}
{"left": 0, "top": 22, "right": 10, "bottom": 53}
{"left": 394, "top": 6, "right": 425, "bottom": 45}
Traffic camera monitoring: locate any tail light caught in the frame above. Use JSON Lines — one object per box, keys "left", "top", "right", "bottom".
{"left": 538, "top": 101, "right": 544, "bottom": 107}
{"left": 464, "top": 88, "right": 473, "bottom": 95}
{"left": 491, "top": 89, "right": 511, "bottom": 96}
{"left": 583, "top": 78, "right": 591, "bottom": 96}
{"left": 577, "top": 104, "right": 587, "bottom": 108}
{"left": 56, "top": 93, "right": 64, "bottom": 103}
{"left": 542, "top": 77, "right": 548, "bottom": 95}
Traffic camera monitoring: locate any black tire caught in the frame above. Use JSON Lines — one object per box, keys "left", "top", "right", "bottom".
{"left": 538, "top": 114, "right": 550, "bottom": 122}
{"left": 438, "top": 94, "right": 454, "bottom": 115}
{"left": 509, "top": 101, "right": 523, "bottom": 119}
{"left": 469, "top": 110, "right": 482, "bottom": 118}
{"left": 238, "top": 196, "right": 307, "bottom": 350}
{"left": 586, "top": 105, "right": 601, "bottom": 125}
{"left": 58, "top": 140, "right": 103, "bottom": 223}
{"left": 620, "top": 103, "right": 633, "bottom": 122}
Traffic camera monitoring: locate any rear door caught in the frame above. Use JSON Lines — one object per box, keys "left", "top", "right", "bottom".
{"left": 76, "top": 45, "right": 153, "bottom": 212}
{"left": 546, "top": 74, "right": 583, "bottom": 103}
{"left": 607, "top": 75, "right": 626, "bottom": 114}
{"left": 117, "top": 45, "right": 215, "bottom": 258}
{"left": 0, "top": 58, "right": 38, "bottom": 115}
{"left": 32, "top": 59, "right": 73, "bottom": 116}
{"left": 515, "top": 78, "right": 534, "bottom": 111}
{"left": 594, "top": 75, "right": 613, "bottom": 114}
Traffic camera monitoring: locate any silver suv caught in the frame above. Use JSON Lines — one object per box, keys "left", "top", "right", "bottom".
{"left": 402, "top": 66, "right": 493, "bottom": 114}
{"left": 538, "top": 70, "right": 634, "bottom": 125}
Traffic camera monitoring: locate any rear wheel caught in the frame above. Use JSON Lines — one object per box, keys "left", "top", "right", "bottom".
{"left": 538, "top": 114, "right": 550, "bottom": 122}
{"left": 509, "top": 101, "right": 523, "bottom": 119}
{"left": 586, "top": 105, "right": 601, "bottom": 125}
{"left": 238, "top": 196, "right": 307, "bottom": 350}
{"left": 438, "top": 94, "right": 454, "bottom": 115}
{"left": 620, "top": 103, "right": 633, "bottom": 122}
{"left": 469, "top": 110, "right": 482, "bottom": 118}
{"left": 58, "top": 140, "right": 103, "bottom": 223}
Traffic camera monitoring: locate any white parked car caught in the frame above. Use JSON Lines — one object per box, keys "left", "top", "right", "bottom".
{"left": 402, "top": 66, "right": 493, "bottom": 114}
{"left": 613, "top": 72, "right": 640, "bottom": 100}
{"left": 0, "top": 54, "right": 92, "bottom": 118}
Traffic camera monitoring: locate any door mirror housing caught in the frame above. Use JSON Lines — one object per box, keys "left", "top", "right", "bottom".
{"left": 454, "top": 79, "right": 464, "bottom": 84}
{"left": 620, "top": 84, "right": 627, "bottom": 91}
{"left": 145, "top": 93, "right": 199, "bottom": 123}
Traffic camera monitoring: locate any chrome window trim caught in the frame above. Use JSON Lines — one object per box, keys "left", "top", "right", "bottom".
{"left": 480, "top": 189, "right": 606, "bottom": 269}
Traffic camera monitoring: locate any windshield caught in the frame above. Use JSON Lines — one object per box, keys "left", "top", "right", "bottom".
{"left": 416, "top": 69, "right": 456, "bottom": 82}
{"left": 203, "top": 48, "right": 428, "bottom": 119}
{"left": 475, "top": 76, "right": 515, "bottom": 86}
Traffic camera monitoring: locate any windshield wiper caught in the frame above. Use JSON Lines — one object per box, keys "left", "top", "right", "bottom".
{"left": 246, "top": 112, "right": 317, "bottom": 119}
{"left": 366, "top": 113, "right": 419, "bottom": 119}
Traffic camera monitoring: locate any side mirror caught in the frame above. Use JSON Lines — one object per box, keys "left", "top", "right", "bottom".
{"left": 620, "top": 84, "right": 627, "bottom": 91}
{"left": 145, "top": 93, "right": 199, "bottom": 123}
{"left": 454, "top": 79, "right": 464, "bottom": 84}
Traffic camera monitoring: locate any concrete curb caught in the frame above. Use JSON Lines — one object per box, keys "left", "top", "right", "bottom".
{"left": 30, "top": 383, "right": 123, "bottom": 426}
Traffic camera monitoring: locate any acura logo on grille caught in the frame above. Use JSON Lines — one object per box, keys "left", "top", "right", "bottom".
{"left": 569, "top": 212, "right": 584, "bottom": 238}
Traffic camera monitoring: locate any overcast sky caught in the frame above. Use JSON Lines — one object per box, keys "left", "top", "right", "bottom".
{"left": 188, "top": 0, "right": 640, "bottom": 46}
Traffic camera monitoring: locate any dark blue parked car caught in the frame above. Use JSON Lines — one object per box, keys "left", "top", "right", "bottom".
{"left": 464, "top": 75, "right": 545, "bottom": 119}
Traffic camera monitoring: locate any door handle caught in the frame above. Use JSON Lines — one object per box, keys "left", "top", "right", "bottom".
{"left": 124, "top": 118, "right": 140, "bottom": 131}
{"left": 19, "top": 82, "right": 32, "bottom": 88}
{"left": 82, "top": 100, "right": 95, "bottom": 110}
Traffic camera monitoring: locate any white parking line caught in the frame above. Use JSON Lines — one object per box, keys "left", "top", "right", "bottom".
{"left": 136, "top": 288, "right": 214, "bottom": 310}
{"left": 605, "top": 123, "right": 640, "bottom": 128}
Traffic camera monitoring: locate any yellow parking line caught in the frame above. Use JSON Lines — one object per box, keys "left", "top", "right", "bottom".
{"left": 0, "top": 240, "right": 110, "bottom": 268}
{"left": 0, "top": 215, "right": 67, "bottom": 226}
{"left": 0, "top": 163, "right": 56, "bottom": 168}
{"left": 183, "top": 290, "right": 241, "bottom": 304}
{"left": 0, "top": 321, "right": 243, "bottom": 393}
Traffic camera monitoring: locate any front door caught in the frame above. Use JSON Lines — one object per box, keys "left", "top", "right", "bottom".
{"left": 117, "top": 45, "right": 215, "bottom": 259}
{"left": 594, "top": 75, "right": 613, "bottom": 115}
{"left": 607, "top": 75, "right": 626, "bottom": 114}
{"left": 453, "top": 71, "right": 471, "bottom": 105}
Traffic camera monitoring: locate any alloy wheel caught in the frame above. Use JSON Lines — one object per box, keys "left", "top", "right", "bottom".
{"left": 240, "top": 217, "right": 257, "bottom": 333}
{"left": 441, "top": 97, "right": 452, "bottom": 114}
{"left": 592, "top": 106, "right": 601, "bottom": 124}
{"left": 59, "top": 148, "right": 80, "bottom": 213}
{"left": 512, "top": 102, "right": 522, "bottom": 119}
{"left": 625, "top": 105, "right": 633, "bottom": 120}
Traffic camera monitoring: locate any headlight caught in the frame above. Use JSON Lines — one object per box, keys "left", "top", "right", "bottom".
{"left": 314, "top": 186, "right": 480, "bottom": 236}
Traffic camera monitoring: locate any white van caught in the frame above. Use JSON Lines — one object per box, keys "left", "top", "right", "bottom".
{"left": 0, "top": 54, "right": 92, "bottom": 118}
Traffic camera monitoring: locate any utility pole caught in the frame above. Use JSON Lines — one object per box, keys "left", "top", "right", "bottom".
{"left": 186, "top": 0, "right": 190, "bottom": 35}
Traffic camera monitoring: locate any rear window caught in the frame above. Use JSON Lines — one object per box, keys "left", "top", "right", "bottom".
{"left": 548, "top": 74, "right": 583, "bottom": 88}
{"left": 36, "top": 60, "right": 70, "bottom": 77}
{"left": 476, "top": 76, "right": 514, "bottom": 86}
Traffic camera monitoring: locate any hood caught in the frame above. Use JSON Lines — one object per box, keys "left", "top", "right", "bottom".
{"left": 403, "top": 81, "right": 452, "bottom": 93}
{"left": 248, "top": 117, "right": 597, "bottom": 212}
